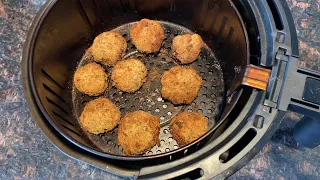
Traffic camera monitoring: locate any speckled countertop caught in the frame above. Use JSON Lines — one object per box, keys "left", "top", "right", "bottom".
{"left": 0, "top": 0, "right": 319, "bottom": 179}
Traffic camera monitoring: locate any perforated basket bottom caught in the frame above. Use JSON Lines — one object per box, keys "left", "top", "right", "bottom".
{"left": 72, "top": 21, "right": 224, "bottom": 156}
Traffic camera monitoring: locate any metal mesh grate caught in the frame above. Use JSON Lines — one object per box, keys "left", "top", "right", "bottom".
{"left": 72, "top": 21, "right": 224, "bottom": 156}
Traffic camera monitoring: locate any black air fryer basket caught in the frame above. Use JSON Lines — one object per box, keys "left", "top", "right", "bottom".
{"left": 22, "top": 0, "right": 320, "bottom": 179}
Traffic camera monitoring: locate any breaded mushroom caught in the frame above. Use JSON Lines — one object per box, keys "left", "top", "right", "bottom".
{"left": 111, "top": 59, "right": 147, "bottom": 92}
{"left": 118, "top": 110, "right": 160, "bottom": 155}
{"left": 130, "top": 19, "right": 165, "bottom": 53}
{"left": 91, "top": 31, "right": 127, "bottom": 66}
{"left": 80, "top": 98, "right": 121, "bottom": 134}
{"left": 170, "top": 112, "right": 208, "bottom": 146}
{"left": 74, "top": 62, "right": 108, "bottom": 96}
{"left": 161, "top": 66, "right": 202, "bottom": 105}
{"left": 172, "top": 34, "right": 204, "bottom": 64}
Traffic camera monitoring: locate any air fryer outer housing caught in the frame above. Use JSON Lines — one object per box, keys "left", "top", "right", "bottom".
{"left": 22, "top": 0, "right": 320, "bottom": 179}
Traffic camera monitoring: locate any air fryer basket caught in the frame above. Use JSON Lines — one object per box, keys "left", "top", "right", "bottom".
{"left": 28, "top": 0, "right": 249, "bottom": 160}
{"left": 24, "top": 0, "right": 320, "bottom": 179}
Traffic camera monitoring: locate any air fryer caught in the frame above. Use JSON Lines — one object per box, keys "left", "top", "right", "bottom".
{"left": 22, "top": 0, "right": 320, "bottom": 179}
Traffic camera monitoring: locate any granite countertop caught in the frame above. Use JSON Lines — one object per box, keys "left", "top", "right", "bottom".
{"left": 0, "top": 0, "right": 319, "bottom": 179}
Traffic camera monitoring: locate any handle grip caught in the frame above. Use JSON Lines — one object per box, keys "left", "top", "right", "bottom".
{"left": 287, "top": 65, "right": 320, "bottom": 148}
{"left": 280, "top": 57, "right": 320, "bottom": 118}
{"left": 278, "top": 56, "right": 320, "bottom": 148}
{"left": 287, "top": 63, "right": 320, "bottom": 148}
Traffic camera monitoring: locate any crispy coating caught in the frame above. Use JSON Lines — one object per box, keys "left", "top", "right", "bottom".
{"left": 172, "top": 34, "right": 204, "bottom": 64}
{"left": 74, "top": 63, "right": 108, "bottom": 96}
{"left": 80, "top": 98, "right": 121, "bottom": 134}
{"left": 161, "top": 66, "right": 202, "bottom": 105}
{"left": 170, "top": 112, "right": 208, "bottom": 146}
{"left": 91, "top": 31, "right": 127, "bottom": 66}
{"left": 130, "top": 19, "right": 165, "bottom": 53}
{"left": 118, "top": 110, "right": 160, "bottom": 155}
{"left": 111, "top": 59, "right": 147, "bottom": 92}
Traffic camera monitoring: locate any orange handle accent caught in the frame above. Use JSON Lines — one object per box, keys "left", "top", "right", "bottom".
{"left": 242, "top": 65, "right": 271, "bottom": 90}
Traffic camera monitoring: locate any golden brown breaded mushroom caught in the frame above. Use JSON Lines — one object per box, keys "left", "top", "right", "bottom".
{"left": 172, "top": 34, "right": 204, "bottom": 64}
{"left": 161, "top": 66, "right": 202, "bottom": 105}
{"left": 170, "top": 112, "right": 208, "bottom": 146}
{"left": 111, "top": 59, "right": 147, "bottom": 92}
{"left": 91, "top": 31, "right": 127, "bottom": 66}
{"left": 118, "top": 110, "right": 160, "bottom": 155}
{"left": 80, "top": 98, "right": 121, "bottom": 134}
{"left": 74, "top": 62, "right": 108, "bottom": 96}
{"left": 130, "top": 19, "right": 165, "bottom": 53}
